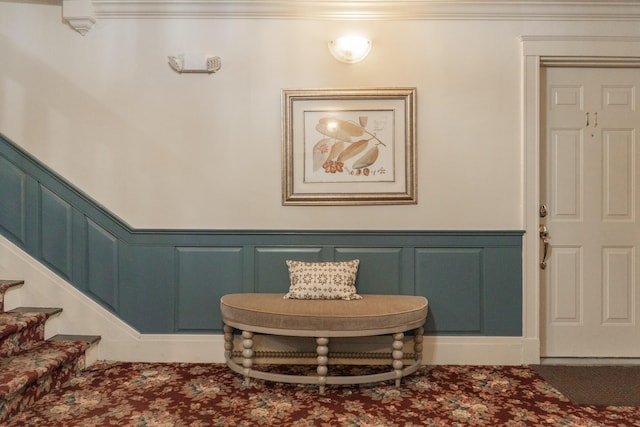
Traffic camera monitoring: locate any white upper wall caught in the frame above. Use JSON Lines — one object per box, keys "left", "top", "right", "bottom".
{"left": 1, "top": 1, "right": 639, "bottom": 230}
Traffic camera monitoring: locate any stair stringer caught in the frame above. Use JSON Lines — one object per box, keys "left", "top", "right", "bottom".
{"left": 0, "top": 234, "right": 226, "bottom": 363}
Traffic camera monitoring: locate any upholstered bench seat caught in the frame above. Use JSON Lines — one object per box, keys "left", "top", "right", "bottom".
{"left": 220, "top": 293, "right": 428, "bottom": 393}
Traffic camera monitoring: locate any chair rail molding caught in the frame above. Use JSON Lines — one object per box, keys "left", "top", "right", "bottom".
{"left": 60, "top": 1, "right": 640, "bottom": 34}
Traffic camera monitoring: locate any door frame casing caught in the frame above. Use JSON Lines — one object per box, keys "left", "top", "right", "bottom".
{"left": 521, "top": 35, "right": 640, "bottom": 363}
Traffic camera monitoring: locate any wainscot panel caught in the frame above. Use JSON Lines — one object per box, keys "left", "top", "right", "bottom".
{"left": 0, "top": 133, "right": 524, "bottom": 335}
{"left": 40, "top": 186, "right": 73, "bottom": 279}
{"left": 416, "top": 248, "right": 482, "bottom": 334}
{"left": 177, "top": 247, "right": 245, "bottom": 331}
{"left": 86, "top": 218, "right": 119, "bottom": 312}
{"left": 254, "top": 247, "right": 323, "bottom": 293}
{"left": 0, "top": 156, "right": 27, "bottom": 245}
{"left": 335, "top": 248, "right": 404, "bottom": 295}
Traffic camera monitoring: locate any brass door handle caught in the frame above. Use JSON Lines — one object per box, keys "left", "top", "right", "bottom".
{"left": 540, "top": 225, "right": 550, "bottom": 269}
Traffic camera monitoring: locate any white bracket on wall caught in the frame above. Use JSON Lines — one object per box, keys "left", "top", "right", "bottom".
{"left": 168, "top": 53, "right": 222, "bottom": 74}
{"left": 63, "top": 0, "right": 96, "bottom": 35}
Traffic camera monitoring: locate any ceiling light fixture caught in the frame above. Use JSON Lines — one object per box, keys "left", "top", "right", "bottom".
{"left": 328, "top": 36, "right": 372, "bottom": 64}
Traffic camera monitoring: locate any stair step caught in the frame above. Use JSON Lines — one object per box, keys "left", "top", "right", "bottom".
{"left": 0, "top": 280, "right": 24, "bottom": 289}
{"left": 0, "top": 281, "right": 24, "bottom": 313}
{"left": 0, "top": 312, "right": 50, "bottom": 357}
{"left": 49, "top": 334, "right": 102, "bottom": 368}
{"left": 0, "top": 279, "right": 102, "bottom": 422}
{"left": 49, "top": 334, "right": 101, "bottom": 346}
{"left": 7, "top": 307, "right": 63, "bottom": 316}
{"left": 0, "top": 339, "right": 91, "bottom": 422}
{"left": 0, "top": 312, "right": 49, "bottom": 338}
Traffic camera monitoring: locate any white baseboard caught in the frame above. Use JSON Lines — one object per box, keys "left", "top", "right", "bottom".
{"left": 421, "top": 336, "right": 530, "bottom": 365}
{"left": 116, "top": 334, "right": 530, "bottom": 365}
{"left": 541, "top": 357, "right": 640, "bottom": 366}
{"left": 0, "top": 235, "right": 534, "bottom": 365}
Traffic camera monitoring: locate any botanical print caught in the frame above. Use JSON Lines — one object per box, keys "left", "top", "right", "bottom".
{"left": 282, "top": 88, "right": 416, "bottom": 205}
{"left": 303, "top": 110, "right": 395, "bottom": 184}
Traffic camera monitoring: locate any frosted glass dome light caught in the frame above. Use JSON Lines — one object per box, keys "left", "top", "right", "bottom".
{"left": 328, "top": 36, "right": 372, "bottom": 64}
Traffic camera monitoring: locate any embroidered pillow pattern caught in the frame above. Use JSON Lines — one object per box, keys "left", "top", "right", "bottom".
{"left": 284, "top": 259, "right": 361, "bottom": 300}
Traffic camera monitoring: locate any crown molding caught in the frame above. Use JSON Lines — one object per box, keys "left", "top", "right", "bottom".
{"left": 62, "top": 1, "right": 640, "bottom": 34}
{"left": 89, "top": 1, "right": 640, "bottom": 20}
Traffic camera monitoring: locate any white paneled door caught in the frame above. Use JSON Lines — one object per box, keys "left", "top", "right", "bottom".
{"left": 541, "top": 67, "right": 640, "bottom": 357}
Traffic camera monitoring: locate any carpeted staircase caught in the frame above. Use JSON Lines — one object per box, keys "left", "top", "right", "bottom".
{"left": 0, "top": 279, "right": 100, "bottom": 422}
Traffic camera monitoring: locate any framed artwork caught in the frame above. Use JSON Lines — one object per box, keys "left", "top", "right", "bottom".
{"left": 282, "top": 88, "right": 417, "bottom": 205}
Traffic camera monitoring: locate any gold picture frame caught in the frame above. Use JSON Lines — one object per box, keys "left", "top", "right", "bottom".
{"left": 282, "top": 88, "right": 417, "bottom": 205}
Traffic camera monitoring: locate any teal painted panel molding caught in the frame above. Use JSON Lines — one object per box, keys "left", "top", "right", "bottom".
{"left": 0, "top": 133, "right": 524, "bottom": 335}
{"left": 0, "top": 157, "right": 26, "bottom": 244}
{"left": 254, "top": 247, "right": 323, "bottom": 293}
{"left": 336, "top": 248, "right": 404, "bottom": 295}
{"left": 416, "top": 248, "right": 482, "bottom": 333}
{"left": 86, "top": 219, "right": 119, "bottom": 312}
{"left": 177, "top": 247, "right": 245, "bottom": 331}
{"left": 40, "top": 186, "right": 73, "bottom": 280}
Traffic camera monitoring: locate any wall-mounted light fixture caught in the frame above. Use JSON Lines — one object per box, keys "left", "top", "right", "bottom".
{"left": 328, "top": 36, "right": 372, "bottom": 64}
{"left": 168, "top": 53, "right": 222, "bottom": 73}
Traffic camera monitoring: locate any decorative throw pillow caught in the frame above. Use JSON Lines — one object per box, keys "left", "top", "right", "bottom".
{"left": 284, "top": 259, "right": 362, "bottom": 300}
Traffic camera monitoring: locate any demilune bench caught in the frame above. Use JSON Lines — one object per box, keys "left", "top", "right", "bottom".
{"left": 220, "top": 293, "right": 428, "bottom": 393}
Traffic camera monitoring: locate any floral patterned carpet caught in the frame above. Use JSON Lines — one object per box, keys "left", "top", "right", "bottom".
{"left": 5, "top": 362, "right": 640, "bottom": 426}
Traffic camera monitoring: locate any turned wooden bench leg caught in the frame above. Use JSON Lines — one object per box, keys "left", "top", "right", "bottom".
{"left": 392, "top": 332, "right": 404, "bottom": 386}
{"left": 241, "top": 330, "right": 254, "bottom": 386}
{"left": 414, "top": 326, "right": 424, "bottom": 363}
{"left": 223, "top": 324, "right": 234, "bottom": 361}
{"left": 316, "top": 337, "right": 329, "bottom": 394}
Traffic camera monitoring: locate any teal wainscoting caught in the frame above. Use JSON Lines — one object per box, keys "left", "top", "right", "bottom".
{"left": 0, "top": 134, "right": 524, "bottom": 335}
